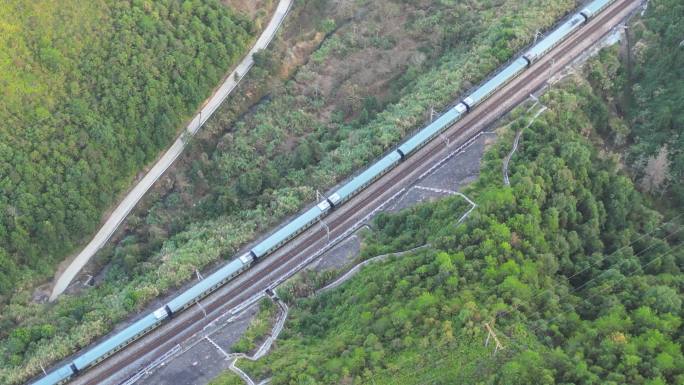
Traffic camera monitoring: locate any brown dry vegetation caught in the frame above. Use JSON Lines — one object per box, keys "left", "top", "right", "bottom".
{"left": 223, "top": 0, "right": 273, "bottom": 19}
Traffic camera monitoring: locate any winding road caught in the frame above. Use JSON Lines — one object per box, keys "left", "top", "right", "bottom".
{"left": 49, "top": 0, "right": 294, "bottom": 301}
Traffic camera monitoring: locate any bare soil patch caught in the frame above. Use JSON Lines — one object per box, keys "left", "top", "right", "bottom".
{"left": 222, "top": 0, "right": 270, "bottom": 18}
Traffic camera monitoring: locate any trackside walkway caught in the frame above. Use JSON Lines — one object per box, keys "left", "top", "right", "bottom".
{"left": 50, "top": 0, "right": 294, "bottom": 301}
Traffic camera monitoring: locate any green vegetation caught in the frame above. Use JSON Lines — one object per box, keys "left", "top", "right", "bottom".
{"left": 0, "top": 0, "right": 613, "bottom": 383}
{"left": 584, "top": 0, "right": 683, "bottom": 209}
{"left": 209, "top": 371, "right": 244, "bottom": 385}
{"left": 0, "top": 0, "right": 254, "bottom": 296}
{"left": 238, "top": 77, "right": 683, "bottom": 384}
{"left": 232, "top": 298, "right": 278, "bottom": 354}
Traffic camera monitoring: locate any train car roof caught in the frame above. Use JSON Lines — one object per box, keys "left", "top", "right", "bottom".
{"left": 466, "top": 57, "right": 528, "bottom": 106}
{"left": 398, "top": 108, "right": 462, "bottom": 156}
{"left": 332, "top": 151, "right": 401, "bottom": 202}
{"left": 72, "top": 312, "right": 160, "bottom": 369}
{"left": 251, "top": 205, "right": 323, "bottom": 258}
{"left": 167, "top": 258, "right": 246, "bottom": 312}
{"left": 525, "top": 13, "right": 585, "bottom": 60}
{"left": 30, "top": 364, "right": 73, "bottom": 385}
{"left": 582, "top": 0, "right": 614, "bottom": 17}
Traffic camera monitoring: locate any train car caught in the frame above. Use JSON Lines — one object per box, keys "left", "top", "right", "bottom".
{"left": 31, "top": 364, "right": 73, "bottom": 385}
{"left": 462, "top": 57, "right": 529, "bottom": 109}
{"left": 328, "top": 151, "right": 402, "bottom": 207}
{"left": 581, "top": 0, "right": 616, "bottom": 19}
{"left": 250, "top": 204, "right": 328, "bottom": 259}
{"left": 397, "top": 105, "right": 466, "bottom": 157}
{"left": 71, "top": 308, "right": 169, "bottom": 371}
{"left": 523, "top": 13, "right": 586, "bottom": 63}
{"left": 166, "top": 254, "right": 252, "bottom": 313}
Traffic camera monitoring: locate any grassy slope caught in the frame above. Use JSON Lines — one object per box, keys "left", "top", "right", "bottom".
{"left": 231, "top": 298, "right": 278, "bottom": 354}
{"left": 209, "top": 371, "right": 244, "bottom": 385}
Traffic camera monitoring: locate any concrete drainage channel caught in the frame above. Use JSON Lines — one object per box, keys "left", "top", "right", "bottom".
{"left": 121, "top": 292, "right": 277, "bottom": 385}
{"left": 317, "top": 244, "right": 432, "bottom": 294}
{"left": 223, "top": 294, "right": 289, "bottom": 385}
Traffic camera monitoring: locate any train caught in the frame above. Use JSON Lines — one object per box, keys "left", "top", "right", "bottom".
{"left": 31, "top": 0, "right": 616, "bottom": 383}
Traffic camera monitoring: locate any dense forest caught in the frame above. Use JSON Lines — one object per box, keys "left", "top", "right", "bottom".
{"left": 627, "top": 0, "right": 683, "bottom": 208}
{"left": 584, "top": 0, "right": 683, "bottom": 209}
{"left": 237, "top": 74, "right": 683, "bottom": 385}
{"left": 0, "top": 0, "right": 254, "bottom": 296}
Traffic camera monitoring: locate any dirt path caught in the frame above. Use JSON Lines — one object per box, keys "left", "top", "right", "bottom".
{"left": 49, "top": 0, "right": 294, "bottom": 301}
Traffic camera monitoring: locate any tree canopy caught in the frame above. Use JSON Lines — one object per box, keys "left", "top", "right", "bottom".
{"left": 0, "top": 0, "right": 254, "bottom": 297}
{"left": 237, "top": 72, "right": 683, "bottom": 385}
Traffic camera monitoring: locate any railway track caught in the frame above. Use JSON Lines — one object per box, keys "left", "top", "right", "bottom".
{"left": 70, "top": 1, "right": 639, "bottom": 383}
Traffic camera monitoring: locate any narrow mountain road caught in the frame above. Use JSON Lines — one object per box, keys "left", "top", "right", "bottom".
{"left": 50, "top": 0, "right": 294, "bottom": 301}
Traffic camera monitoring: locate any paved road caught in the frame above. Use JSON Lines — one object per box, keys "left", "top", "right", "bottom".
{"left": 50, "top": 0, "right": 294, "bottom": 301}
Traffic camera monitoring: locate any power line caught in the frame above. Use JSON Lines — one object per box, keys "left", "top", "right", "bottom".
{"left": 475, "top": 240, "right": 683, "bottom": 381}
{"left": 507, "top": 241, "right": 684, "bottom": 345}
{"left": 491, "top": 214, "right": 683, "bottom": 322}
{"left": 563, "top": 213, "right": 682, "bottom": 283}
{"left": 471, "top": 216, "right": 684, "bottom": 373}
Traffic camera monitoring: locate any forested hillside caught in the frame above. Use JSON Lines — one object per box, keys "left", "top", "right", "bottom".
{"left": 0, "top": 1, "right": 581, "bottom": 383}
{"left": 584, "top": 0, "right": 683, "bottom": 208}
{"left": 0, "top": 0, "right": 253, "bottom": 295}
{"left": 237, "top": 75, "right": 683, "bottom": 385}
{"left": 627, "top": 0, "right": 683, "bottom": 207}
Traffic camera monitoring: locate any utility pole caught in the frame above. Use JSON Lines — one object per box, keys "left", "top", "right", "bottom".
{"left": 533, "top": 29, "right": 541, "bottom": 45}
{"left": 318, "top": 217, "right": 330, "bottom": 244}
{"left": 440, "top": 133, "right": 450, "bottom": 147}
{"left": 195, "top": 268, "right": 203, "bottom": 281}
{"left": 195, "top": 299, "right": 207, "bottom": 318}
{"left": 484, "top": 319, "right": 504, "bottom": 353}
{"left": 623, "top": 25, "right": 632, "bottom": 83}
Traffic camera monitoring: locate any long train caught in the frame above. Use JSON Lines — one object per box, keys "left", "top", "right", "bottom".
{"left": 32, "top": 0, "right": 615, "bottom": 383}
